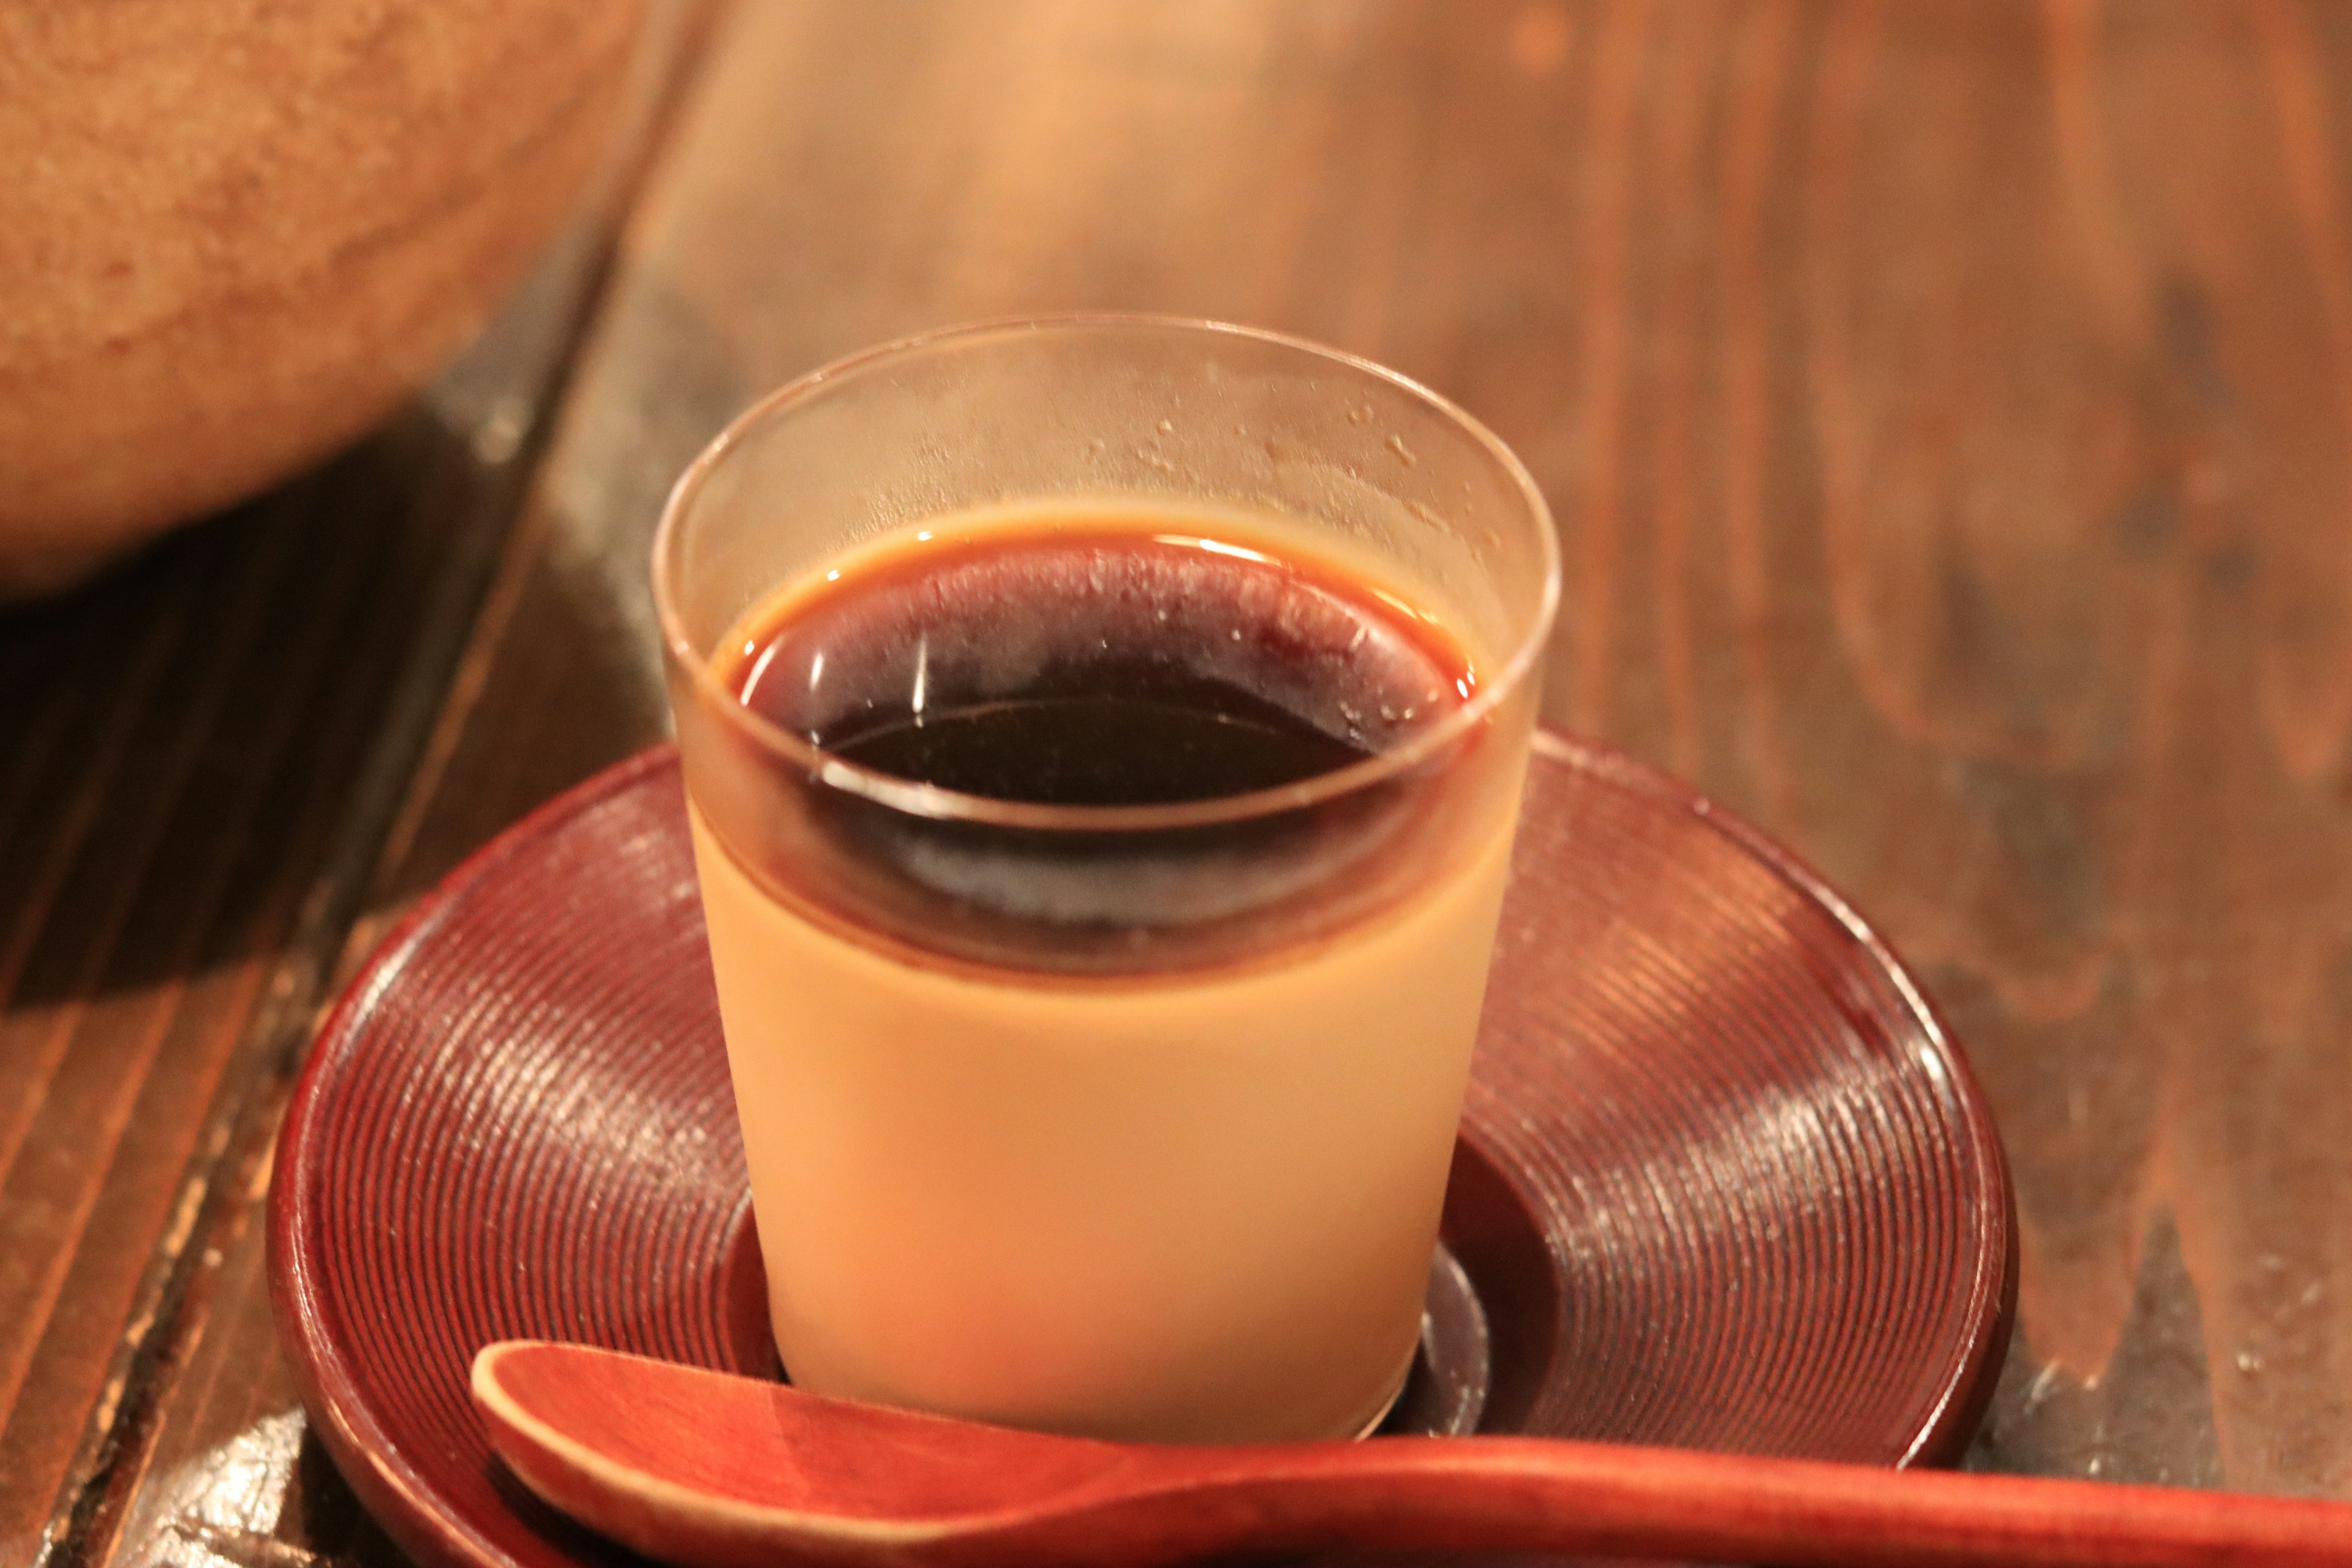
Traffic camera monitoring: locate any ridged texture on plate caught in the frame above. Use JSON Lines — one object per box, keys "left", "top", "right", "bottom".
{"left": 1485, "top": 733, "right": 2011, "bottom": 1464}
{"left": 270, "top": 737, "right": 2011, "bottom": 1568}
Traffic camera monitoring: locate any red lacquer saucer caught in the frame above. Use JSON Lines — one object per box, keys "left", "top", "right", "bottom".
{"left": 269, "top": 732, "right": 2015, "bottom": 1568}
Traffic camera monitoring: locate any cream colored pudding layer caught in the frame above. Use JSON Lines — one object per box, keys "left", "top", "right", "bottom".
{"left": 687, "top": 792, "right": 1519, "bottom": 1445}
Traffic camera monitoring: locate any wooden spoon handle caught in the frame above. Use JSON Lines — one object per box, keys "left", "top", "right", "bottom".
{"left": 1229, "top": 1437, "right": 2352, "bottom": 1567}
{"left": 474, "top": 1344, "right": 2352, "bottom": 1568}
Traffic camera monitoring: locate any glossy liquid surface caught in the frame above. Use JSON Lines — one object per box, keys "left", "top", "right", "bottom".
{"left": 724, "top": 527, "right": 1472, "bottom": 805}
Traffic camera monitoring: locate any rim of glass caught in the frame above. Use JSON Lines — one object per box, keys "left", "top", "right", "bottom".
{"left": 652, "top": 314, "right": 1561, "bottom": 832}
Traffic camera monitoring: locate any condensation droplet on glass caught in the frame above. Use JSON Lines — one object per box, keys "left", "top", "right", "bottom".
{"left": 1387, "top": 434, "right": 1417, "bottom": 467}
{"left": 470, "top": 395, "right": 529, "bottom": 465}
{"left": 1156, "top": 418, "right": 1174, "bottom": 434}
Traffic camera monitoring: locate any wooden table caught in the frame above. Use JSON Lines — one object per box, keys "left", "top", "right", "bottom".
{"left": 7, "top": 1, "right": 2352, "bottom": 1560}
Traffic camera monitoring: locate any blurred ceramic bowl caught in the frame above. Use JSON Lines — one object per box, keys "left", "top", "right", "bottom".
{"left": 0, "top": 1, "right": 647, "bottom": 598}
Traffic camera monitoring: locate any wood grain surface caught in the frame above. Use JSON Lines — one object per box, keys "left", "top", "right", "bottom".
{"left": 6, "top": 1, "right": 2352, "bottom": 1563}
{"left": 0, "top": 10, "right": 709, "bottom": 1564}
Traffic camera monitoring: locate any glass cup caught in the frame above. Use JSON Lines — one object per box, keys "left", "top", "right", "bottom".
{"left": 653, "top": 317, "right": 1558, "bottom": 1444}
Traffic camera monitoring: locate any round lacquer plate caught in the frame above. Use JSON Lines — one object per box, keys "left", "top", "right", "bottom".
{"left": 270, "top": 734, "right": 2015, "bottom": 1568}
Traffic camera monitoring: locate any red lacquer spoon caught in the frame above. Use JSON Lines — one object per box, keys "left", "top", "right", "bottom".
{"left": 472, "top": 1341, "right": 2352, "bottom": 1567}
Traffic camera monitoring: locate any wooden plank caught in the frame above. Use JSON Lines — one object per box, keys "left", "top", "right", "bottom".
{"left": 1768, "top": 0, "right": 2352, "bottom": 1496}
{"left": 0, "top": 10, "right": 717, "bottom": 1567}
{"left": 60, "top": 1, "right": 2352, "bottom": 1561}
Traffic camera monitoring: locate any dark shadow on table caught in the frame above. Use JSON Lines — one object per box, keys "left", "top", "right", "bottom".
{"left": 0, "top": 409, "right": 505, "bottom": 1010}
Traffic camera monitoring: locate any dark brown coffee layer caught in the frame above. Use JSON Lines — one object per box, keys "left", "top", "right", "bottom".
{"left": 723, "top": 529, "right": 1471, "bottom": 806}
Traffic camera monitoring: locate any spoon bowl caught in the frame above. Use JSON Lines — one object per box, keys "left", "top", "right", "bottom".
{"left": 473, "top": 1340, "right": 2352, "bottom": 1568}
